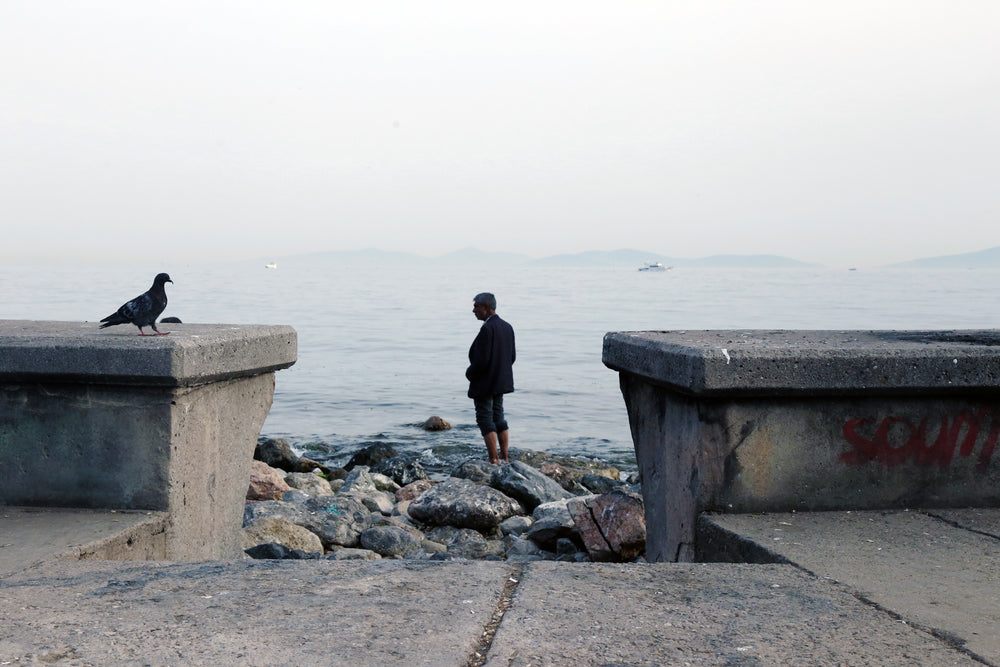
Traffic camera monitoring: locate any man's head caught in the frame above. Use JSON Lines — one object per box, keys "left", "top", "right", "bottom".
{"left": 473, "top": 292, "right": 496, "bottom": 321}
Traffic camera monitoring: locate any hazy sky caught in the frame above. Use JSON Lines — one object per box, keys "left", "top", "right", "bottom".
{"left": 3, "top": 2, "right": 998, "bottom": 267}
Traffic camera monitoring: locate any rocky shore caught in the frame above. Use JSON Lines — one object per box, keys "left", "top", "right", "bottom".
{"left": 244, "top": 437, "right": 646, "bottom": 563}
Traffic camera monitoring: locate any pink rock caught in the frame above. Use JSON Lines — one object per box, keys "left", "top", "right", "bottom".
{"left": 247, "top": 460, "right": 291, "bottom": 501}
{"left": 568, "top": 489, "right": 646, "bottom": 561}
{"left": 395, "top": 479, "right": 434, "bottom": 502}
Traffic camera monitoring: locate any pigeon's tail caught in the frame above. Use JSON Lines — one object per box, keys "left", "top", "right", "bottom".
{"left": 99, "top": 313, "right": 127, "bottom": 328}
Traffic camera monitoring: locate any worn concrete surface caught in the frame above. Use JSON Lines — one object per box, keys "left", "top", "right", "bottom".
{"left": 603, "top": 329, "right": 1000, "bottom": 397}
{"left": 0, "top": 508, "right": 167, "bottom": 578}
{"left": 0, "top": 320, "right": 297, "bottom": 386}
{"left": 1, "top": 509, "right": 997, "bottom": 666}
{"left": 704, "top": 508, "right": 1000, "bottom": 665}
{"left": 0, "top": 559, "right": 508, "bottom": 667}
{"left": 486, "top": 562, "right": 980, "bottom": 667}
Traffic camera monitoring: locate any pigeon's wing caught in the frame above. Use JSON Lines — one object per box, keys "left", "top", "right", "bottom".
{"left": 101, "top": 292, "right": 152, "bottom": 325}
{"left": 121, "top": 293, "right": 155, "bottom": 323}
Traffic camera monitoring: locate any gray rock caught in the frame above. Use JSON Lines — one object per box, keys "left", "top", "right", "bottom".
{"left": 281, "top": 489, "right": 313, "bottom": 504}
{"left": 408, "top": 477, "right": 523, "bottom": 532}
{"left": 449, "top": 459, "right": 497, "bottom": 484}
{"left": 285, "top": 471, "right": 334, "bottom": 497}
{"left": 302, "top": 495, "right": 373, "bottom": 548}
{"left": 347, "top": 490, "right": 396, "bottom": 515}
{"left": 243, "top": 500, "right": 310, "bottom": 528}
{"left": 369, "top": 472, "right": 401, "bottom": 493}
{"left": 532, "top": 498, "right": 584, "bottom": 522}
{"left": 499, "top": 515, "right": 533, "bottom": 536}
{"left": 393, "top": 499, "right": 413, "bottom": 520}
{"left": 346, "top": 443, "right": 398, "bottom": 470}
{"left": 526, "top": 514, "right": 580, "bottom": 552}
{"left": 420, "top": 539, "right": 448, "bottom": 555}
{"left": 504, "top": 535, "right": 543, "bottom": 557}
{"left": 326, "top": 547, "right": 381, "bottom": 560}
{"left": 360, "top": 525, "right": 423, "bottom": 558}
{"left": 424, "top": 525, "right": 486, "bottom": 547}
{"left": 580, "top": 473, "right": 624, "bottom": 494}
{"left": 341, "top": 467, "right": 378, "bottom": 495}
{"left": 424, "top": 525, "right": 502, "bottom": 560}
{"left": 242, "top": 517, "right": 324, "bottom": 554}
{"left": 254, "top": 438, "right": 300, "bottom": 472}
{"left": 373, "top": 456, "right": 429, "bottom": 487}
{"left": 490, "top": 461, "right": 573, "bottom": 512}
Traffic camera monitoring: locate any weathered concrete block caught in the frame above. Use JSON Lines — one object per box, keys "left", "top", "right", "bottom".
{"left": 0, "top": 321, "right": 296, "bottom": 560}
{"left": 604, "top": 329, "right": 1000, "bottom": 562}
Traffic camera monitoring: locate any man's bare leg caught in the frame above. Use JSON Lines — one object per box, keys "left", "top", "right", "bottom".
{"left": 498, "top": 430, "right": 509, "bottom": 462}
{"left": 484, "top": 431, "right": 500, "bottom": 464}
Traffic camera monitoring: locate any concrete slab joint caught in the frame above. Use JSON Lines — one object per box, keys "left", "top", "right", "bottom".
{"left": 0, "top": 320, "right": 297, "bottom": 560}
{"left": 603, "top": 329, "right": 1000, "bottom": 562}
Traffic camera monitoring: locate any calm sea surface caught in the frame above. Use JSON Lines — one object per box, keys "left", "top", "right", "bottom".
{"left": 3, "top": 260, "right": 999, "bottom": 474}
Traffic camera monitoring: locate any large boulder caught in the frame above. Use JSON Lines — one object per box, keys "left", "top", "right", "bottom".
{"left": 408, "top": 477, "right": 524, "bottom": 532}
{"left": 567, "top": 489, "right": 646, "bottom": 562}
{"left": 490, "top": 461, "right": 573, "bottom": 512}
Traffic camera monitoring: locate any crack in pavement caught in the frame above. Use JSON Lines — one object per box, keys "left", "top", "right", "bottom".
{"left": 466, "top": 564, "right": 525, "bottom": 667}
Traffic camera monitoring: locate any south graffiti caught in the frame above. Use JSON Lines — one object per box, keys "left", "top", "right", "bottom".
{"left": 840, "top": 407, "right": 999, "bottom": 470}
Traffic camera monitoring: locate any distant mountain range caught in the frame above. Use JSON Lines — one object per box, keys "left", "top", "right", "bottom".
{"left": 277, "top": 247, "right": 817, "bottom": 268}
{"left": 885, "top": 245, "right": 1000, "bottom": 269}
{"left": 264, "top": 246, "right": 1000, "bottom": 269}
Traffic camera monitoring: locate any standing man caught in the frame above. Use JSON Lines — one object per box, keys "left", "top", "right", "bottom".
{"left": 466, "top": 292, "right": 516, "bottom": 464}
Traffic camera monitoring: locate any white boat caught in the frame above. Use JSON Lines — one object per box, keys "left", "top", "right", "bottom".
{"left": 265, "top": 262, "right": 278, "bottom": 269}
{"left": 638, "top": 262, "right": 670, "bottom": 272}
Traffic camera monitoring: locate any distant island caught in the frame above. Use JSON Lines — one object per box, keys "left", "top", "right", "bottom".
{"left": 259, "top": 245, "right": 1000, "bottom": 270}
{"left": 275, "top": 247, "right": 818, "bottom": 269}
{"left": 885, "top": 246, "right": 1000, "bottom": 269}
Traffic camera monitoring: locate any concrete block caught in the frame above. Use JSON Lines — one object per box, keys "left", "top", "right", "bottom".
{"left": 0, "top": 320, "right": 296, "bottom": 560}
{"left": 604, "top": 329, "right": 1000, "bottom": 562}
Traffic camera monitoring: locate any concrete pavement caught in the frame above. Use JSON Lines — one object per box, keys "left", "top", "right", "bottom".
{"left": 1, "top": 506, "right": 997, "bottom": 666}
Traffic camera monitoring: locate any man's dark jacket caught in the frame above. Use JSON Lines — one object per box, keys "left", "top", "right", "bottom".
{"left": 466, "top": 314, "right": 516, "bottom": 399}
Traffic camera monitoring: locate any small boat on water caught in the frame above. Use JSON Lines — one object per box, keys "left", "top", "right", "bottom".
{"left": 265, "top": 262, "right": 278, "bottom": 269}
{"left": 638, "top": 262, "right": 670, "bottom": 272}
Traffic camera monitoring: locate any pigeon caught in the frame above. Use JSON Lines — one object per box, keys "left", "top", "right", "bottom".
{"left": 99, "top": 273, "right": 173, "bottom": 335}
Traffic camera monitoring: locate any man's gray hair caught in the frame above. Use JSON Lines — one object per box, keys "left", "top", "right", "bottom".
{"left": 473, "top": 292, "right": 496, "bottom": 310}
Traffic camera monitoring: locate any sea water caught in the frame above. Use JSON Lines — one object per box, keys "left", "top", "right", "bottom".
{"left": 3, "top": 259, "right": 999, "bottom": 474}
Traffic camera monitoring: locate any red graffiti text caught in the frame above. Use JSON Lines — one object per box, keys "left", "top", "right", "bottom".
{"left": 841, "top": 408, "right": 999, "bottom": 470}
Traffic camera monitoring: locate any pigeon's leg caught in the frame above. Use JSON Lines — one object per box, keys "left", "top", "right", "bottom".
{"left": 149, "top": 323, "right": 170, "bottom": 336}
